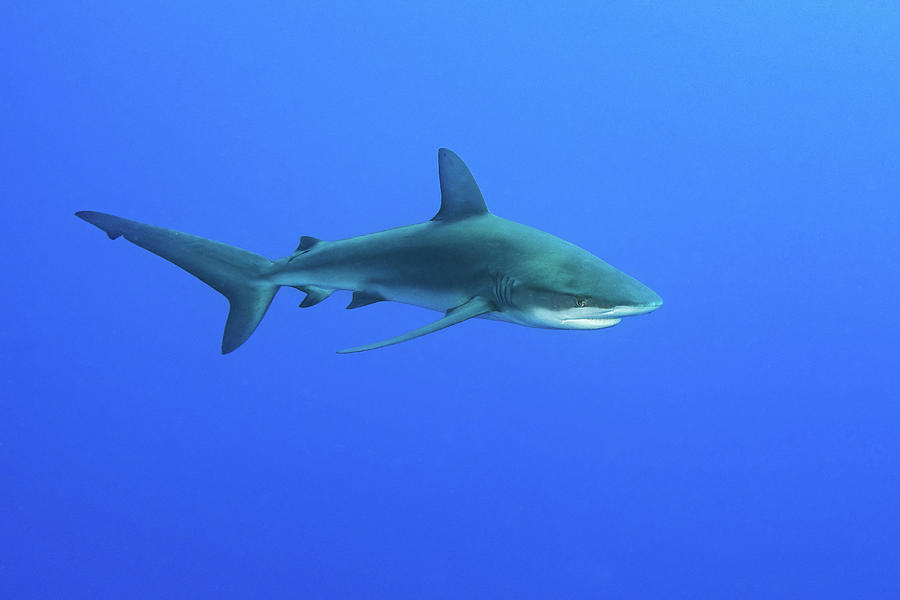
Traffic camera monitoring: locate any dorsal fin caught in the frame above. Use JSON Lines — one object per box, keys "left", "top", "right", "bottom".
{"left": 296, "top": 236, "right": 322, "bottom": 252}
{"left": 432, "top": 148, "right": 489, "bottom": 222}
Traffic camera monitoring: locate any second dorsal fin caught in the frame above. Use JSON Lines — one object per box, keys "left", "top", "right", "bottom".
{"left": 432, "top": 148, "right": 489, "bottom": 222}
{"left": 296, "top": 236, "right": 322, "bottom": 252}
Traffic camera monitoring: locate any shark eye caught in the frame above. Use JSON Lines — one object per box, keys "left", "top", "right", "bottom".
{"left": 574, "top": 297, "right": 587, "bottom": 308}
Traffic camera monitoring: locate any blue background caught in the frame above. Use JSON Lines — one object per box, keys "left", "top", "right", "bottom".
{"left": 3, "top": 2, "right": 898, "bottom": 598}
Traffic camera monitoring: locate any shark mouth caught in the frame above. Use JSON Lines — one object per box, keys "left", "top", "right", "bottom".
{"left": 591, "top": 303, "right": 662, "bottom": 318}
{"left": 560, "top": 317, "right": 622, "bottom": 329}
{"left": 559, "top": 303, "right": 660, "bottom": 328}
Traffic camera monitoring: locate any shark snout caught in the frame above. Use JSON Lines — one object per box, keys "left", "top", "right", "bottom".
{"left": 639, "top": 289, "right": 663, "bottom": 311}
{"left": 631, "top": 298, "right": 663, "bottom": 316}
{"left": 616, "top": 282, "right": 663, "bottom": 316}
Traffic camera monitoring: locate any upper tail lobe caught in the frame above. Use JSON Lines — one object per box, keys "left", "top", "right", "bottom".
{"left": 76, "top": 211, "right": 279, "bottom": 353}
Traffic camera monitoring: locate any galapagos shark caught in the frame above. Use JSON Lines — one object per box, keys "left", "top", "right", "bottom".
{"left": 76, "top": 149, "right": 662, "bottom": 354}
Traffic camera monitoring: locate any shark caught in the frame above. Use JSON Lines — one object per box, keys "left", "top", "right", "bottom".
{"left": 76, "top": 148, "right": 662, "bottom": 354}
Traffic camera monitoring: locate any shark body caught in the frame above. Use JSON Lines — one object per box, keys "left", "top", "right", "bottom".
{"left": 77, "top": 149, "right": 662, "bottom": 354}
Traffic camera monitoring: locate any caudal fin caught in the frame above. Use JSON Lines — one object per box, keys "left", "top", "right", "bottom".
{"left": 76, "top": 211, "right": 279, "bottom": 354}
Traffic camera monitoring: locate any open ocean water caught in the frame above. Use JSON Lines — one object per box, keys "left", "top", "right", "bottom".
{"left": 2, "top": 3, "right": 898, "bottom": 598}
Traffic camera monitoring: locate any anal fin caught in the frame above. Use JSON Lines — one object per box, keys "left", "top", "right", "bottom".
{"left": 346, "top": 291, "right": 385, "bottom": 309}
{"left": 296, "top": 286, "right": 333, "bottom": 308}
{"left": 338, "top": 296, "right": 495, "bottom": 354}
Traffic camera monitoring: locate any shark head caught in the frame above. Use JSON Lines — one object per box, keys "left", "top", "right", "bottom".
{"left": 495, "top": 238, "right": 663, "bottom": 330}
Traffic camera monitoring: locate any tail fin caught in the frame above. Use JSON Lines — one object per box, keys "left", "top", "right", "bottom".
{"left": 76, "top": 211, "right": 279, "bottom": 354}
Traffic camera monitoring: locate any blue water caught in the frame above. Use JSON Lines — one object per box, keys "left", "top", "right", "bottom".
{"left": 3, "top": 3, "right": 898, "bottom": 598}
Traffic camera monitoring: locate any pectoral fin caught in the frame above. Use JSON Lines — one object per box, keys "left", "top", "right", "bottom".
{"left": 337, "top": 296, "right": 495, "bottom": 354}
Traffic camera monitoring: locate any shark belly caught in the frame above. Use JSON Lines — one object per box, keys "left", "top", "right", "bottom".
{"left": 366, "top": 283, "right": 468, "bottom": 313}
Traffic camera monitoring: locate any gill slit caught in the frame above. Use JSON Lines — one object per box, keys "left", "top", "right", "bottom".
{"left": 491, "top": 274, "right": 516, "bottom": 309}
